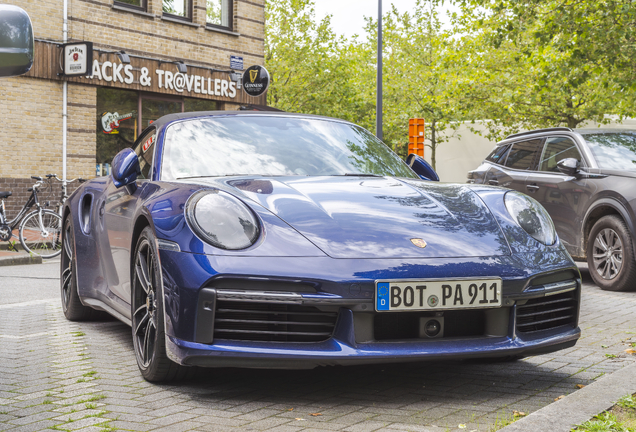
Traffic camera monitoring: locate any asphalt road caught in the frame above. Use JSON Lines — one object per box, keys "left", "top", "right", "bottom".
{"left": 0, "top": 261, "right": 635, "bottom": 432}
{"left": 0, "top": 258, "right": 60, "bottom": 305}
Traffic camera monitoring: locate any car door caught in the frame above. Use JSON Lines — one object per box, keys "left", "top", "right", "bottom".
{"left": 103, "top": 128, "right": 157, "bottom": 304}
{"left": 524, "top": 136, "right": 590, "bottom": 254}
{"left": 484, "top": 139, "right": 543, "bottom": 192}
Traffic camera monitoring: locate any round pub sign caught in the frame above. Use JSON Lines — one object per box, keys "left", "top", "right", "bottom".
{"left": 242, "top": 65, "right": 270, "bottom": 97}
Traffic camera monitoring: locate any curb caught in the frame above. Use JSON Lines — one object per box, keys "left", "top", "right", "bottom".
{"left": 500, "top": 361, "right": 636, "bottom": 431}
{"left": 0, "top": 253, "right": 42, "bottom": 266}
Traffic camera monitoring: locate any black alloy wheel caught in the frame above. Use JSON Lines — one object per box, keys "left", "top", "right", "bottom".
{"left": 587, "top": 215, "right": 636, "bottom": 292}
{"left": 61, "top": 217, "right": 96, "bottom": 320}
{"left": 131, "top": 227, "right": 191, "bottom": 382}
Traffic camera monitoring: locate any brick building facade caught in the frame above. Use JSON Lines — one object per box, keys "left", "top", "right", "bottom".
{"left": 0, "top": 0, "right": 265, "bottom": 217}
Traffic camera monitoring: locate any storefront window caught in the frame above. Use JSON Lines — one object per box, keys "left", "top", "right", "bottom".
{"left": 95, "top": 90, "right": 220, "bottom": 176}
{"left": 96, "top": 88, "right": 138, "bottom": 176}
{"left": 114, "top": 0, "right": 145, "bottom": 9}
{"left": 163, "top": 0, "right": 190, "bottom": 19}
{"left": 207, "top": 0, "right": 232, "bottom": 28}
{"left": 142, "top": 96, "right": 183, "bottom": 129}
{"left": 184, "top": 98, "right": 218, "bottom": 112}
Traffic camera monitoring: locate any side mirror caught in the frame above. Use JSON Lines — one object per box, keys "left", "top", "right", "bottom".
{"left": 0, "top": 5, "right": 34, "bottom": 78}
{"left": 406, "top": 153, "right": 440, "bottom": 181}
{"left": 556, "top": 158, "right": 580, "bottom": 176}
{"left": 112, "top": 148, "right": 141, "bottom": 188}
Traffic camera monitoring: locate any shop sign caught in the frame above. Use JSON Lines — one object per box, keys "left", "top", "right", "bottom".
{"left": 63, "top": 42, "right": 93, "bottom": 76}
{"left": 230, "top": 55, "right": 243, "bottom": 70}
{"left": 242, "top": 65, "right": 270, "bottom": 97}
{"left": 85, "top": 59, "right": 237, "bottom": 98}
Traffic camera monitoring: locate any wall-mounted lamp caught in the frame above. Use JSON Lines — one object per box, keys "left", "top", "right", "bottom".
{"left": 175, "top": 61, "right": 187, "bottom": 73}
{"left": 159, "top": 60, "right": 188, "bottom": 73}
{"left": 116, "top": 51, "right": 131, "bottom": 64}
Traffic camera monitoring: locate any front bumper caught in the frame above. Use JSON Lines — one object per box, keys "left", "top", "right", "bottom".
{"left": 159, "top": 249, "right": 581, "bottom": 368}
{"left": 166, "top": 308, "right": 580, "bottom": 368}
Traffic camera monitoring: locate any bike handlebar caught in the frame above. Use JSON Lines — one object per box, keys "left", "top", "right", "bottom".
{"left": 31, "top": 176, "right": 42, "bottom": 181}
{"left": 45, "top": 174, "right": 86, "bottom": 185}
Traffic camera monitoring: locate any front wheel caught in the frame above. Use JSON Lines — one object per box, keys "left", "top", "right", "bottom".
{"left": 587, "top": 215, "right": 636, "bottom": 292}
{"left": 19, "top": 209, "right": 62, "bottom": 258}
{"left": 132, "top": 227, "right": 191, "bottom": 382}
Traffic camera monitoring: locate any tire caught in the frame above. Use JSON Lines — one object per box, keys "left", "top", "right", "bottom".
{"left": 132, "top": 227, "right": 191, "bottom": 382}
{"left": 587, "top": 215, "right": 636, "bottom": 292}
{"left": 61, "top": 217, "right": 99, "bottom": 321}
{"left": 19, "top": 209, "right": 62, "bottom": 258}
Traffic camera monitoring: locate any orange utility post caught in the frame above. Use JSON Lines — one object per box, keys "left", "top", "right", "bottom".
{"left": 408, "top": 118, "right": 425, "bottom": 157}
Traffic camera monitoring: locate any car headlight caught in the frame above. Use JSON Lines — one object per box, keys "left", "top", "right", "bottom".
{"left": 504, "top": 191, "right": 556, "bottom": 245}
{"left": 185, "top": 190, "right": 259, "bottom": 250}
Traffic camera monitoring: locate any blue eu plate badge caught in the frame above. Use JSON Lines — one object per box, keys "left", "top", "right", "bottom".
{"left": 377, "top": 282, "right": 390, "bottom": 311}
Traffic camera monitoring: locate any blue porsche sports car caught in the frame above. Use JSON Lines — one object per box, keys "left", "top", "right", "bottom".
{"left": 61, "top": 112, "right": 581, "bottom": 381}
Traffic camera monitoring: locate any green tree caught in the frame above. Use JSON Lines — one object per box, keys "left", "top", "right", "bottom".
{"left": 376, "top": 1, "right": 470, "bottom": 168}
{"left": 265, "top": 0, "right": 373, "bottom": 127}
{"left": 454, "top": 0, "right": 635, "bottom": 140}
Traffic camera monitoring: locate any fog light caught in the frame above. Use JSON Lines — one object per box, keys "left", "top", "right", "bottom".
{"left": 419, "top": 317, "right": 444, "bottom": 338}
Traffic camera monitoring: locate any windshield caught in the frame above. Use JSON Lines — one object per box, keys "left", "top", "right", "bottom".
{"left": 584, "top": 132, "right": 636, "bottom": 171}
{"left": 160, "top": 116, "right": 416, "bottom": 180}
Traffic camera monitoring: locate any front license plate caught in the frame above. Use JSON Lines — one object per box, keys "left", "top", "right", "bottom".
{"left": 375, "top": 278, "right": 502, "bottom": 312}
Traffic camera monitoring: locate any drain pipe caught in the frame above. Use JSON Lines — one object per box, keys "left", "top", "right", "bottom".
{"left": 62, "top": 0, "right": 68, "bottom": 182}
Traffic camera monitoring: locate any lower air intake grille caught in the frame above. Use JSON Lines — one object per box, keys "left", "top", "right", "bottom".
{"left": 214, "top": 301, "right": 338, "bottom": 342}
{"left": 516, "top": 291, "right": 577, "bottom": 333}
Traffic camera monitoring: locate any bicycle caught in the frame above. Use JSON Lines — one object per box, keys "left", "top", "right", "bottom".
{"left": 0, "top": 176, "right": 63, "bottom": 258}
{"left": 44, "top": 173, "right": 86, "bottom": 217}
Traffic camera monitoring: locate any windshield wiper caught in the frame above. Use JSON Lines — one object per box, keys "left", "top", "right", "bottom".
{"left": 341, "top": 173, "right": 382, "bottom": 177}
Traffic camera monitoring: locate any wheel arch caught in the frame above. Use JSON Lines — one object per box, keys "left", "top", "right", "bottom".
{"left": 583, "top": 198, "right": 636, "bottom": 258}
{"left": 129, "top": 208, "right": 162, "bottom": 292}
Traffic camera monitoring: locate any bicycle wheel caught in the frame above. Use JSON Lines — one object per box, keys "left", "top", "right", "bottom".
{"left": 19, "top": 209, "right": 62, "bottom": 258}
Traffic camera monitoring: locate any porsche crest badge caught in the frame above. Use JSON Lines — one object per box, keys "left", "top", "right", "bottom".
{"left": 411, "top": 238, "right": 427, "bottom": 248}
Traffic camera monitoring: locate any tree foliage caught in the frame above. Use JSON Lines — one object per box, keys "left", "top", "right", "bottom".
{"left": 264, "top": 0, "right": 636, "bottom": 166}
{"left": 455, "top": 0, "right": 636, "bottom": 140}
{"left": 265, "top": 0, "right": 373, "bottom": 127}
{"left": 265, "top": 0, "right": 466, "bottom": 169}
{"left": 380, "top": 2, "right": 469, "bottom": 167}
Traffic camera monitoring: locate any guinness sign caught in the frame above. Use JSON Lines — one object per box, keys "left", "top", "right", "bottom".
{"left": 242, "top": 65, "right": 270, "bottom": 97}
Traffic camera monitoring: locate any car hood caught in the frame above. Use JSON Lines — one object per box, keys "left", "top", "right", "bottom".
{"left": 212, "top": 176, "right": 511, "bottom": 259}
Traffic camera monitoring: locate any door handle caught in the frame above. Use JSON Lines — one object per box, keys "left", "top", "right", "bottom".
{"left": 526, "top": 184, "right": 540, "bottom": 191}
{"left": 488, "top": 179, "right": 499, "bottom": 186}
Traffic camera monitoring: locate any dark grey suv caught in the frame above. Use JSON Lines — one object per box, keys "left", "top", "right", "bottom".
{"left": 468, "top": 127, "right": 636, "bottom": 292}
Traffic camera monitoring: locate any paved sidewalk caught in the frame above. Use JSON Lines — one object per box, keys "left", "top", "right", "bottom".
{"left": 0, "top": 250, "right": 41, "bottom": 266}
{"left": 0, "top": 264, "right": 635, "bottom": 431}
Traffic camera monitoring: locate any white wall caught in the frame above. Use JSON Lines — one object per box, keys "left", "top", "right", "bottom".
{"left": 424, "top": 118, "right": 636, "bottom": 184}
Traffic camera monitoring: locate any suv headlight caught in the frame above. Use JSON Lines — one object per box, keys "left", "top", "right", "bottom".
{"left": 504, "top": 191, "right": 556, "bottom": 245}
{"left": 185, "top": 190, "right": 260, "bottom": 250}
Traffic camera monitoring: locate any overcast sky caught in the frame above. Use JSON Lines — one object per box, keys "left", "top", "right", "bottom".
{"left": 313, "top": 1, "right": 455, "bottom": 39}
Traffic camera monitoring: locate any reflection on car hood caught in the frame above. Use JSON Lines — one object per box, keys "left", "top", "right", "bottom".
{"left": 219, "top": 176, "right": 511, "bottom": 259}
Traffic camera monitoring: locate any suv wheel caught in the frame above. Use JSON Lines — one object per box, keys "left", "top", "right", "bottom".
{"left": 587, "top": 215, "right": 636, "bottom": 291}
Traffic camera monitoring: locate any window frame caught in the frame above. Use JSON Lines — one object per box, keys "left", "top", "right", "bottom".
{"left": 486, "top": 144, "right": 512, "bottom": 166}
{"left": 538, "top": 135, "right": 588, "bottom": 173}
{"left": 205, "top": 0, "right": 233, "bottom": 31}
{"left": 503, "top": 138, "right": 544, "bottom": 171}
{"left": 162, "top": 0, "right": 193, "bottom": 22}
{"left": 133, "top": 126, "right": 157, "bottom": 181}
{"left": 113, "top": 0, "right": 147, "bottom": 13}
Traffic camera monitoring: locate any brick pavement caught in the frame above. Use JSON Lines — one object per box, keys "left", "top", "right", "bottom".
{"left": 1, "top": 266, "right": 635, "bottom": 432}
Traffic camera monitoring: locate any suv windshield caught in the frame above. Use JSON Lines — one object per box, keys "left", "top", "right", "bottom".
{"left": 584, "top": 132, "right": 636, "bottom": 171}
{"left": 161, "top": 116, "right": 416, "bottom": 180}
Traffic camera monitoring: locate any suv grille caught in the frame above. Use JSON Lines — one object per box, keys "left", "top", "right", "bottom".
{"left": 516, "top": 291, "right": 577, "bottom": 333}
{"left": 213, "top": 301, "right": 338, "bottom": 342}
